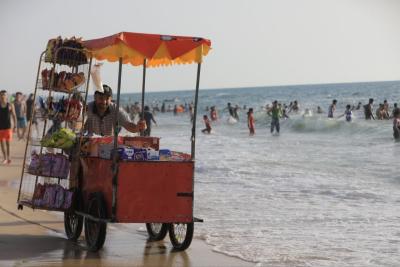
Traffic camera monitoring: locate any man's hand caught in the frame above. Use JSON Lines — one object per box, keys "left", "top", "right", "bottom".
{"left": 137, "top": 120, "right": 147, "bottom": 131}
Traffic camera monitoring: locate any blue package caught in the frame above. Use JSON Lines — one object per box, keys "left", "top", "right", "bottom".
{"left": 159, "top": 149, "right": 171, "bottom": 160}
{"left": 133, "top": 148, "right": 147, "bottom": 161}
{"left": 117, "top": 147, "right": 135, "bottom": 160}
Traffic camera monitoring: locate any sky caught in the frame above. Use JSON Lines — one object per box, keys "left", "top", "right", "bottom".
{"left": 1, "top": 0, "right": 400, "bottom": 94}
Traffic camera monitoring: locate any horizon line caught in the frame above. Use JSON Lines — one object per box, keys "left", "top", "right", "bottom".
{"left": 117, "top": 79, "right": 400, "bottom": 94}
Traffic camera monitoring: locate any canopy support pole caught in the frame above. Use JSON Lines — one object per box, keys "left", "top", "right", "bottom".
{"left": 112, "top": 57, "right": 123, "bottom": 222}
{"left": 140, "top": 59, "right": 147, "bottom": 136}
{"left": 191, "top": 63, "right": 202, "bottom": 160}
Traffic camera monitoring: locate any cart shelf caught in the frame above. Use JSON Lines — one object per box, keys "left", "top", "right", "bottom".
{"left": 25, "top": 170, "right": 69, "bottom": 180}
{"left": 18, "top": 200, "right": 70, "bottom": 212}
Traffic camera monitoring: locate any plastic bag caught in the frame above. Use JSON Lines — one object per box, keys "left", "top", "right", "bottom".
{"left": 91, "top": 62, "right": 103, "bottom": 93}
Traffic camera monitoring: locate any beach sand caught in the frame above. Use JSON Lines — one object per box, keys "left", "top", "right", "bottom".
{"left": 0, "top": 139, "right": 253, "bottom": 267}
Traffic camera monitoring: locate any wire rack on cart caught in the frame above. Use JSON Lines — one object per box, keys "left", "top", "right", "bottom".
{"left": 17, "top": 39, "right": 91, "bottom": 212}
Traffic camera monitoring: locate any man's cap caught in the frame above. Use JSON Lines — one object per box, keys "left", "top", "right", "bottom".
{"left": 95, "top": 84, "right": 113, "bottom": 97}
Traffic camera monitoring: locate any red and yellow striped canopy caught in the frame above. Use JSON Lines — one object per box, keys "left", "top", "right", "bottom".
{"left": 83, "top": 32, "right": 211, "bottom": 67}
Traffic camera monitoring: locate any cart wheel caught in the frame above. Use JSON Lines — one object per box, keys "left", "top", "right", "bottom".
{"left": 64, "top": 189, "right": 83, "bottom": 241}
{"left": 84, "top": 192, "right": 107, "bottom": 251}
{"left": 146, "top": 223, "right": 169, "bottom": 241}
{"left": 168, "top": 222, "right": 194, "bottom": 251}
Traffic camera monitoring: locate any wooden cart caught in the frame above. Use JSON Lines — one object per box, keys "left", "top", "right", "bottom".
{"left": 58, "top": 32, "right": 211, "bottom": 251}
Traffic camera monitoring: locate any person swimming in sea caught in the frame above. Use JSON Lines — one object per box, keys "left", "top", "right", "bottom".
{"left": 201, "top": 115, "right": 212, "bottom": 134}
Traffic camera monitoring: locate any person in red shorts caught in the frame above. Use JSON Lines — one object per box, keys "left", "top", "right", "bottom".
{"left": 247, "top": 108, "right": 255, "bottom": 136}
{"left": 0, "top": 90, "right": 17, "bottom": 164}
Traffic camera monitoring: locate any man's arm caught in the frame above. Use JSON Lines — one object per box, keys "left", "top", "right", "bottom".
{"left": 118, "top": 107, "right": 146, "bottom": 133}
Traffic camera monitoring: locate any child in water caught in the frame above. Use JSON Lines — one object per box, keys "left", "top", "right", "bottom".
{"left": 393, "top": 109, "right": 400, "bottom": 140}
{"left": 201, "top": 115, "right": 212, "bottom": 134}
{"left": 247, "top": 108, "right": 255, "bottom": 136}
{"left": 339, "top": 104, "right": 353, "bottom": 122}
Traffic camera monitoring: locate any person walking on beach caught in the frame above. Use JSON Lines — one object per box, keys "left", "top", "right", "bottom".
{"left": 0, "top": 90, "right": 17, "bottom": 164}
{"left": 201, "top": 115, "right": 212, "bottom": 134}
{"left": 247, "top": 108, "right": 255, "bottom": 136}
{"left": 26, "top": 93, "right": 39, "bottom": 138}
{"left": 268, "top": 100, "right": 281, "bottom": 135}
{"left": 364, "top": 98, "right": 375, "bottom": 120}
{"left": 328, "top": 99, "right": 337, "bottom": 118}
{"left": 142, "top": 106, "right": 157, "bottom": 137}
{"left": 13, "top": 92, "right": 27, "bottom": 140}
{"left": 392, "top": 108, "right": 400, "bottom": 140}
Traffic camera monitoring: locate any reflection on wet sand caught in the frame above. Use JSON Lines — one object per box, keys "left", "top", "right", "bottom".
{"left": 0, "top": 224, "right": 192, "bottom": 267}
{"left": 142, "top": 241, "right": 190, "bottom": 267}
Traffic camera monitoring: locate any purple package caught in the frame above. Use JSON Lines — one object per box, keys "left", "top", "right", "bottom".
{"left": 63, "top": 190, "right": 74, "bottom": 209}
{"left": 28, "top": 153, "right": 41, "bottom": 174}
{"left": 42, "top": 184, "right": 57, "bottom": 208}
{"left": 33, "top": 198, "right": 43, "bottom": 206}
{"left": 134, "top": 148, "right": 147, "bottom": 161}
{"left": 53, "top": 184, "right": 65, "bottom": 208}
{"left": 117, "top": 146, "right": 135, "bottom": 160}
{"left": 41, "top": 154, "right": 53, "bottom": 176}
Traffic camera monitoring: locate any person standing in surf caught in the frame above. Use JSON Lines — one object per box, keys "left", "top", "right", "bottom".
{"left": 393, "top": 108, "right": 400, "bottom": 140}
{"left": 338, "top": 104, "right": 353, "bottom": 122}
{"left": 201, "top": 115, "right": 212, "bottom": 134}
{"left": 247, "top": 108, "right": 255, "bottom": 136}
{"left": 224, "top": 102, "right": 235, "bottom": 118}
{"left": 210, "top": 106, "right": 218, "bottom": 121}
{"left": 364, "top": 98, "right": 375, "bottom": 120}
{"left": 328, "top": 99, "right": 337, "bottom": 118}
{"left": 268, "top": 100, "right": 281, "bottom": 135}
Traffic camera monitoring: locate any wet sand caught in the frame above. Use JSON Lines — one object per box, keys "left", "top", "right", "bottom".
{"left": 0, "top": 139, "right": 253, "bottom": 267}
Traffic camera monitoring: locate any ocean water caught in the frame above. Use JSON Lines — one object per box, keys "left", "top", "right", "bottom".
{"left": 129, "top": 81, "right": 400, "bottom": 267}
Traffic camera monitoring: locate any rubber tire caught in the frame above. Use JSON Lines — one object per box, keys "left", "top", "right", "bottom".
{"left": 168, "top": 222, "right": 194, "bottom": 251}
{"left": 146, "top": 223, "right": 169, "bottom": 241}
{"left": 64, "top": 189, "right": 83, "bottom": 241}
{"left": 84, "top": 192, "right": 107, "bottom": 251}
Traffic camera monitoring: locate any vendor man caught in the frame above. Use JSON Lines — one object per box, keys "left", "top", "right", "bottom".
{"left": 70, "top": 85, "right": 146, "bottom": 186}
{"left": 84, "top": 84, "right": 146, "bottom": 135}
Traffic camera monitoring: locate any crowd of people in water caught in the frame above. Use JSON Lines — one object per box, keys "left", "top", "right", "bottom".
{"left": 124, "top": 98, "right": 400, "bottom": 140}
{"left": 1, "top": 90, "right": 400, "bottom": 164}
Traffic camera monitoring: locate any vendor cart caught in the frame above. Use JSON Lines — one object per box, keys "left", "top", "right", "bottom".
{"left": 18, "top": 32, "right": 212, "bottom": 252}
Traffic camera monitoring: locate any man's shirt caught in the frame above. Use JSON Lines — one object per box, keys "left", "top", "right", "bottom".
{"left": 84, "top": 102, "right": 132, "bottom": 136}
